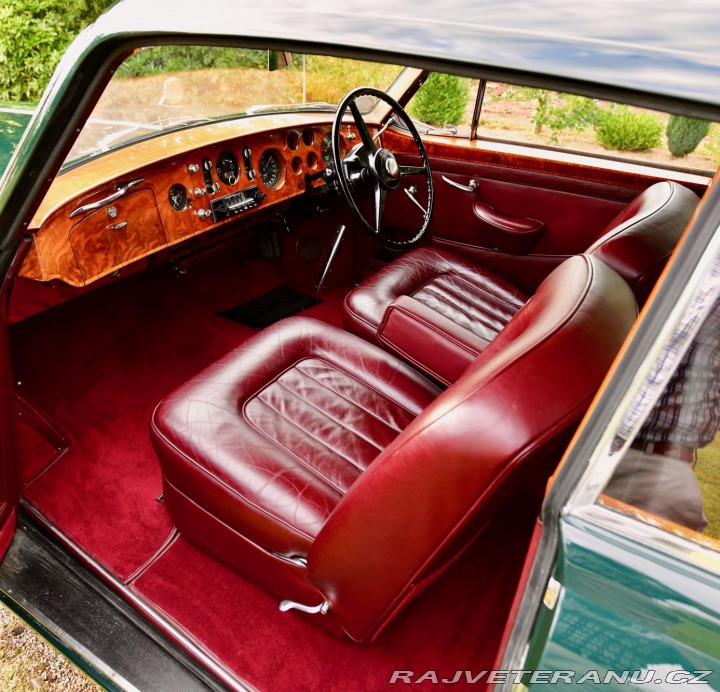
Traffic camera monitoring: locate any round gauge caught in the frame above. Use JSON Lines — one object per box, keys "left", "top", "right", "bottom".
{"left": 168, "top": 183, "right": 188, "bottom": 211}
{"left": 259, "top": 150, "right": 283, "bottom": 189}
{"left": 322, "top": 133, "right": 346, "bottom": 167}
{"left": 216, "top": 151, "right": 240, "bottom": 186}
{"left": 321, "top": 133, "right": 333, "bottom": 166}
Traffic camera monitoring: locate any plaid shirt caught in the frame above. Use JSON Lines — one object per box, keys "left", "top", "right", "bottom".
{"left": 620, "top": 257, "right": 720, "bottom": 450}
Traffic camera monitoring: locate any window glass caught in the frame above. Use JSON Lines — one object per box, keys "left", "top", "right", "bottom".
{"left": 601, "top": 257, "right": 720, "bottom": 546}
{"left": 406, "top": 73, "right": 479, "bottom": 137}
{"left": 477, "top": 82, "right": 718, "bottom": 173}
{"left": 64, "top": 47, "right": 404, "bottom": 167}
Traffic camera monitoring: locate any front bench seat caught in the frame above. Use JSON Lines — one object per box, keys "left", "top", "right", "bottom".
{"left": 344, "top": 180, "right": 698, "bottom": 385}
{"left": 151, "top": 254, "right": 637, "bottom": 642}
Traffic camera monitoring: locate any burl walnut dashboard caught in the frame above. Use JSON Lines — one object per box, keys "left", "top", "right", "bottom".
{"left": 19, "top": 114, "right": 365, "bottom": 287}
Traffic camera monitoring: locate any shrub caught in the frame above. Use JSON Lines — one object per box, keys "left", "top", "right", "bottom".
{"left": 595, "top": 106, "right": 663, "bottom": 152}
{"left": 0, "top": 0, "right": 114, "bottom": 102}
{"left": 408, "top": 72, "right": 469, "bottom": 127}
{"left": 498, "top": 87, "right": 601, "bottom": 143}
{"left": 666, "top": 114, "right": 711, "bottom": 157}
{"left": 117, "top": 47, "right": 268, "bottom": 78}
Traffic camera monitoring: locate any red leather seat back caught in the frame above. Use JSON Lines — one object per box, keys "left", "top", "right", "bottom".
{"left": 308, "top": 255, "right": 637, "bottom": 641}
{"left": 587, "top": 180, "right": 699, "bottom": 305}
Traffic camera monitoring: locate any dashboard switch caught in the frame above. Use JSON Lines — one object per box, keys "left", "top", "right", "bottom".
{"left": 197, "top": 209, "right": 212, "bottom": 220}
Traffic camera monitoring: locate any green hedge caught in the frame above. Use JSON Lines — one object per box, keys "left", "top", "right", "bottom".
{"left": 117, "top": 46, "right": 267, "bottom": 78}
{"left": 0, "top": 0, "right": 113, "bottom": 102}
{"left": 409, "top": 72, "right": 469, "bottom": 128}
{"left": 595, "top": 106, "right": 663, "bottom": 152}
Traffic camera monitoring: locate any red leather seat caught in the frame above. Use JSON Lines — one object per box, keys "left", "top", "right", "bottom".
{"left": 151, "top": 318, "right": 441, "bottom": 609}
{"left": 344, "top": 181, "right": 698, "bottom": 384}
{"left": 151, "top": 254, "right": 637, "bottom": 642}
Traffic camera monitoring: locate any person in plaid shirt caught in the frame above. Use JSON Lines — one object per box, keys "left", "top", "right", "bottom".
{"left": 606, "top": 259, "right": 720, "bottom": 532}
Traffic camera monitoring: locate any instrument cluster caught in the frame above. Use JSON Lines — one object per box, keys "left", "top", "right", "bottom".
{"left": 20, "top": 121, "right": 364, "bottom": 287}
{"left": 165, "top": 127, "right": 337, "bottom": 224}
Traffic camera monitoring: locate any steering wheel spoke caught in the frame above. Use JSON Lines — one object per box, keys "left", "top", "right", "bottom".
{"left": 349, "top": 100, "right": 378, "bottom": 155}
{"left": 374, "top": 184, "right": 386, "bottom": 232}
{"left": 332, "top": 86, "right": 434, "bottom": 250}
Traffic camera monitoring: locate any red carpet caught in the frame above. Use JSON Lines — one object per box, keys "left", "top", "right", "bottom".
{"left": 132, "top": 506, "right": 533, "bottom": 691}
{"left": 10, "top": 244, "right": 344, "bottom": 581}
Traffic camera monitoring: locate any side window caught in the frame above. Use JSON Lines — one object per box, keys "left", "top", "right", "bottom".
{"left": 405, "top": 72, "right": 479, "bottom": 137}
{"left": 601, "top": 258, "right": 720, "bottom": 547}
{"left": 476, "top": 82, "right": 718, "bottom": 174}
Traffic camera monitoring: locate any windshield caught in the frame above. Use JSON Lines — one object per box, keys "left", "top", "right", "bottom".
{"left": 65, "top": 47, "right": 405, "bottom": 166}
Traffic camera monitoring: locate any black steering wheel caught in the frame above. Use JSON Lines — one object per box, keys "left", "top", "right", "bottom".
{"left": 331, "top": 87, "right": 434, "bottom": 250}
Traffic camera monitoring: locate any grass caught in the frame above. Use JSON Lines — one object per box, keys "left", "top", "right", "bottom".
{"left": 696, "top": 437, "right": 720, "bottom": 540}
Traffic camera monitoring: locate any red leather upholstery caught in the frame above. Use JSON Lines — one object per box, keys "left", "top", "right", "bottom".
{"left": 151, "top": 317, "right": 440, "bottom": 605}
{"left": 152, "top": 255, "right": 636, "bottom": 641}
{"left": 344, "top": 247, "right": 528, "bottom": 383}
{"left": 343, "top": 181, "right": 698, "bottom": 383}
{"left": 312, "top": 255, "right": 636, "bottom": 640}
{"left": 587, "top": 180, "right": 699, "bottom": 305}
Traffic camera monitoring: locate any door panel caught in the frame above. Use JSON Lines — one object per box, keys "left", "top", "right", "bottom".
{"left": 0, "top": 239, "right": 33, "bottom": 561}
{"left": 383, "top": 128, "right": 709, "bottom": 291}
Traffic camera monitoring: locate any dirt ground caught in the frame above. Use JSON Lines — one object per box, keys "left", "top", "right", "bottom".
{"left": 0, "top": 605, "right": 99, "bottom": 691}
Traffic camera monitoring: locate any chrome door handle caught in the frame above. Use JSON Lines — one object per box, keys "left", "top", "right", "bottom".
{"left": 69, "top": 178, "right": 145, "bottom": 218}
{"left": 441, "top": 175, "right": 478, "bottom": 193}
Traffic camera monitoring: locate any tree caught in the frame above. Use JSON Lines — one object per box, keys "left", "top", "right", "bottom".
{"left": 409, "top": 72, "right": 470, "bottom": 128}
{"left": 666, "top": 115, "right": 711, "bottom": 157}
{"left": 0, "top": 0, "right": 114, "bottom": 102}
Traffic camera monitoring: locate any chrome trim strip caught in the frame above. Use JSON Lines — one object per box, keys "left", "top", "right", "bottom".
{"left": 21, "top": 501, "right": 253, "bottom": 692}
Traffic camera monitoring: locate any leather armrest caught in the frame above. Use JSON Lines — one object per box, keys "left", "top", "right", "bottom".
{"left": 473, "top": 202, "right": 544, "bottom": 254}
{"left": 378, "top": 296, "right": 485, "bottom": 385}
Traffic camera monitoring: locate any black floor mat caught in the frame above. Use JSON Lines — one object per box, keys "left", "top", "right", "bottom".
{"left": 219, "top": 285, "right": 321, "bottom": 329}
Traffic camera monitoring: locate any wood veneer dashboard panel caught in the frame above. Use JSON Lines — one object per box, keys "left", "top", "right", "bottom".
{"left": 19, "top": 114, "right": 366, "bottom": 287}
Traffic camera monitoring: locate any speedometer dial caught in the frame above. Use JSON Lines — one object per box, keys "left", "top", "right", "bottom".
{"left": 258, "top": 150, "right": 282, "bottom": 189}
{"left": 216, "top": 151, "right": 240, "bottom": 186}
{"left": 322, "top": 132, "right": 346, "bottom": 167}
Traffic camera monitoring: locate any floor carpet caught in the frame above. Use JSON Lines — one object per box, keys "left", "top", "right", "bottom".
{"left": 10, "top": 246, "right": 343, "bottom": 581}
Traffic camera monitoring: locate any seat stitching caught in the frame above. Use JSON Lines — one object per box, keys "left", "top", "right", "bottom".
{"left": 251, "top": 394, "right": 367, "bottom": 483}
{"left": 415, "top": 284, "right": 511, "bottom": 337}
{"left": 295, "top": 362, "right": 408, "bottom": 432}
{"left": 295, "top": 359, "right": 421, "bottom": 420}
{"left": 274, "top": 376, "right": 389, "bottom": 454}
{"left": 417, "top": 271, "right": 525, "bottom": 311}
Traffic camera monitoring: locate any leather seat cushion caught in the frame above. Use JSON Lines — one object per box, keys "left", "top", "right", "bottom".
{"left": 344, "top": 247, "right": 528, "bottom": 347}
{"left": 151, "top": 317, "right": 440, "bottom": 558}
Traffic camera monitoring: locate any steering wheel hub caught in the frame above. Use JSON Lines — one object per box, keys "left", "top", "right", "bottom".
{"left": 373, "top": 149, "right": 401, "bottom": 190}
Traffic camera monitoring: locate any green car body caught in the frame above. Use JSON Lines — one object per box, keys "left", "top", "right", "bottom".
{"left": 0, "top": 104, "right": 33, "bottom": 175}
